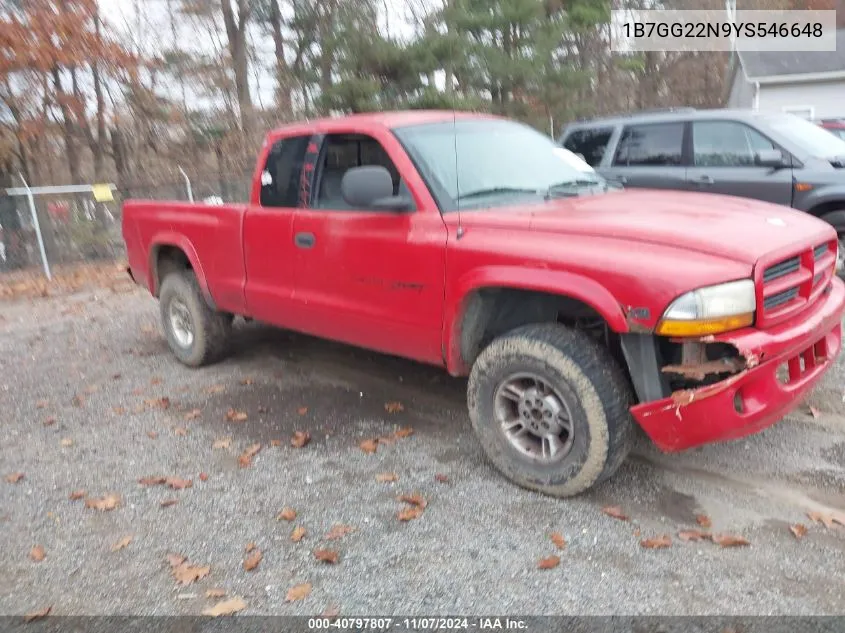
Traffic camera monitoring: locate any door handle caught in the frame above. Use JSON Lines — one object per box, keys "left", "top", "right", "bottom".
{"left": 696, "top": 175, "right": 715, "bottom": 185}
{"left": 294, "top": 232, "right": 315, "bottom": 249}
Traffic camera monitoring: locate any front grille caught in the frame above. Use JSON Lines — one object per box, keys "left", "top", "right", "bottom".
{"left": 760, "top": 240, "right": 834, "bottom": 324}
{"left": 764, "top": 287, "right": 799, "bottom": 311}
{"left": 763, "top": 256, "right": 800, "bottom": 283}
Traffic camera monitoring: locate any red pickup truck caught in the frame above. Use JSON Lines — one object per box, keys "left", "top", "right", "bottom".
{"left": 123, "top": 111, "right": 845, "bottom": 497}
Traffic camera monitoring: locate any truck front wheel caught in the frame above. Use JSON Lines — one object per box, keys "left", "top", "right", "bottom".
{"left": 467, "top": 323, "right": 633, "bottom": 497}
{"left": 159, "top": 271, "right": 232, "bottom": 367}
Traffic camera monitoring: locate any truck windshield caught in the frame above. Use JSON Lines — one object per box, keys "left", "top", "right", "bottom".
{"left": 393, "top": 119, "right": 607, "bottom": 211}
{"left": 763, "top": 114, "right": 845, "bottom": 159}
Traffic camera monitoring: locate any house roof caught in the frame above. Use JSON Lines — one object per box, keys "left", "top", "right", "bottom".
{"left": 737, "top": 28, "right": 845, "bottom": 83}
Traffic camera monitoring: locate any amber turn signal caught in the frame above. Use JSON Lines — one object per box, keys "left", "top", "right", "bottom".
{"left": 655, "top": 313, "right": 754, "bottom": 337}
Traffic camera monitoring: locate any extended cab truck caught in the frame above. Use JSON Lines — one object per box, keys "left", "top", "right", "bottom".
{"left": 123, "top": 111, "right": 845, "bottom": 497}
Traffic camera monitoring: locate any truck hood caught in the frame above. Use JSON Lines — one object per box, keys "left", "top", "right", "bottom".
{"left": 461, "top": 190, "right": 833, "bottom": 265}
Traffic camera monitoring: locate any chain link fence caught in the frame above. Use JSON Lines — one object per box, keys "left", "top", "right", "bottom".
{"left": 0, "top": 171, "right": 254, "bottom": 276}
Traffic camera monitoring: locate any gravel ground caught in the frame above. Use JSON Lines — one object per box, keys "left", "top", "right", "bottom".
{"left": 2, "top": 283, "right": 845, "bottom": 617}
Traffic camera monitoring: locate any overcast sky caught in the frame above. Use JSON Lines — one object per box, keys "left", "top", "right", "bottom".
{"left": 97, "top": 0, "right": 420, "bottom": 109}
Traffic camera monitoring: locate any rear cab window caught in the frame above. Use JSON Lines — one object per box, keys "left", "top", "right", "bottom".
{"left": 562, "top": 127, "right": 614, "bottom": 167}
{"left": 259, "top": 135, "right": 311, "bottom": 207}
{"left": 613, "top": 122, "right": 684, "bottom": 166}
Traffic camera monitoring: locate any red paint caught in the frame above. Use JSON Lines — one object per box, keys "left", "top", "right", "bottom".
{"left": 122, "top": 111, "right": 845, "bottom": 454}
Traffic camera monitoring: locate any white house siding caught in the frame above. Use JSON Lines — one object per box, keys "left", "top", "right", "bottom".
{"left": 757, "top": 80, "right": 845, "bottom": 120}
{"left": 727, "top": 73, "right": 755, "bottom": 109}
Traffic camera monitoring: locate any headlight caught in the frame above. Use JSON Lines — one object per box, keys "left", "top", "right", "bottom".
{"left": 655, "top": 279, "right": 756, "bottom": 337}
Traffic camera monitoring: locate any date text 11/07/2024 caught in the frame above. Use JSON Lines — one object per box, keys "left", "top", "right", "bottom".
{"left": 307, "top": 617, "right": 529, "bottom": 630}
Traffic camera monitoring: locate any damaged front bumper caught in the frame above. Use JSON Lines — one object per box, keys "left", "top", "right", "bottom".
{"left": 631, "top": 277, "right": 845, "bottom": 452}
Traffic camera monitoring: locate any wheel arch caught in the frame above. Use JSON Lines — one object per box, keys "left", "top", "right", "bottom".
{"left": 444, "top": 267, "right": 629, "bottom": 376}
{"left": 148, "top": 234, "right": 216, "bottom": 309}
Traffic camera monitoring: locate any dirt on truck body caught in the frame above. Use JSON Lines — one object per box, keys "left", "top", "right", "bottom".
{"left": 122, "top": 110, "right": 845, "bottom": 496}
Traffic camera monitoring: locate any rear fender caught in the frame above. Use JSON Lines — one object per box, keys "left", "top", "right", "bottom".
{"left": 148, "top": 233, "right": 215, "bottom": 308}
{"left": 443, "top": 266, "right": 629, "bottom": 375}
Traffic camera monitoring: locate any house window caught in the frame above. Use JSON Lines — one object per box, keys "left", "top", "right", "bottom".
{"left": 782, "top": 106, "right": 815, "bottom": 121}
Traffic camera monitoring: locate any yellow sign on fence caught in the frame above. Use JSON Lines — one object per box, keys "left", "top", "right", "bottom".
{"left": 92, "top": 184, "right": 114, "bottom": 202}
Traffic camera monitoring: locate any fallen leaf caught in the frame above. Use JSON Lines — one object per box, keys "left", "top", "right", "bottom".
{"left": 640, "top": 535, "right": 672, "bottom": 549}
{"left": 789, "top": 524, "right": 808, "bottom": 540}
{"left": 68, "top": 490, "right": 86, "bottom": 501}
{"left": 384, "top": 401, "right": 404, "bottom": 413}
{"left": 325, "top": 524, "right": 355, "bottom": 540}
{"left": 240, "top": 377, "right": 254, "bottom": 385}
{"left": 213, "top": 437, "right": 231, "bottom": 449}
{"left": 243, "top": 549, "right": 262, "bottom": 571}
{"left": 297, "top": 406, "right": 308, "bottom": 415}
{"left": 286, "top": 582, "right": 312, "bottom": 602}
{"left": 36, "top": 399, "right": 48, "bottom": 409}
{"left": 633, "top": 528, "right": 641, "bottom": 538}
{"left": 166, "top": 553, "right": 186, "bottom": 567}
{"left": 376, "top": 472, "right": 398, "bottom": 483}
{"left": 808, "top": 405, "right": 821, "bottom": 419}
{"left": 205, "top": 588, "right": 226, "bottom": 598}
{"left": 807, "top": 510, "right": 845, "bottom": 529}
{"left": 183, "top": 409, "right": 202, "bottom": 421}
{"left": 291, "top": 526, "right": 306, "bottom": 542}
{"left": 147, "top": 431, "right": 158, "bottom": 440}
{"left": 205, "top": 384, "right": 225, "bottom": 394}
{"left": 60, "top": 438, "right": 73, "bottom": 447}
{"left": 85, "top": 493, "right": 120, "bottom": 511}
{"left": 270, "top": 439, "right": 282, "bottom": 447}
{"left": 711, "top": 533, "right": 751, "bottom": 548}
{"left": 238, "top": 443, "right": 262, "bottom": 468}
{"left": 678, "top": 530, "right": 710, "bottom": 542}
{"left": 359, "top": 438, "right": 379, "bottom": 454}
{"left": 393, "top": 426, "right": 414, "bottom": 438}
{"left": 550, "top": 532, "right": 566, "bottom": 549}
{"left": 202, "top": 597, "right": 246, "bottom": 617}
{"left": 321, "top": 604, "right": 341, "bottom": 618}
{"left": 695, "top": 514, "right": 712, "bottom": 528}
{"left": 199, "top": 472, "right": 209, "bottom": 482}
{"left": 145, "top": 397, "right": 170, "bottom": 410}
{"left": 160, "top": 499, "right": 179, "bottom": 508}
{"left": 150, "top": 377, "right": 162, "bottom": 385}
{"left": 291, "top": 431, "right": 311, "bottom": 448}
{"left": 112, "top": 407, "right": 125, "bottom": 415}
{"left": 277, "top": 507, "right": 296, "bottom": 521}
{"left": 397, "top": 506, "right": 424, "bottom": 521}
{"left": 601, "top": 506, "right": 629, "bottom": 521}
{"left": 132, "top": 387, "right": 145, "bottom": 396}
{"left": 5, "top": 472, "right": 24, "bottom": 484}
{"left": 139, "top": 476, "right": 167, "bottom": 486}
{"left": 172, "top": 561, "right": 211, "bottom": 585}
{"left": 397, "top": 493, "right": 426, "bottom": 508}
{"left": 245, "top": 542, "right": 256, "bottom": 553}
{"left": 434, "top": 473, "right": 449, "bottom": 483}
{"left": 30, "top": 545, "right": 46, "bottom": 562}
{"left": 23, "top": 606, "right": 51, "bottom": 622}
{"left": 314, "top": 548, "right": 339, "bottom": 564}
{"left": 111, "top": 535, "right": 133, "bottom": 552}
{"left": 226, "top": 408, "right": 248, "bottom": 423}
{"left": 43, "top": 416, "right": 56, "bottom": 426}
{"left": 537, "top": 555, "right": 560, "bottom": 569}
{"left": 166, "top": 477, "right": 193, "bottom": 490}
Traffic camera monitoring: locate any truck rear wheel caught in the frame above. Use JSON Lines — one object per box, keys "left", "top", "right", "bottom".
{"left": 467, "top": 323, "right": 633, "bottom": 497}
{"left": 159, "top": 271, "right": 232, "bottom": 367}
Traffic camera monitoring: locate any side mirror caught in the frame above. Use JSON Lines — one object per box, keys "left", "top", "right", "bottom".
{"left": 755, "top": 149, "right": 787, "bottom": 169}
{"left": 341, "top": 165, "right": 410, "bottom": 212}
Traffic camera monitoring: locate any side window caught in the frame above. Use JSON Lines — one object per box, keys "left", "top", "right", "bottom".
{"left": 259, "top": 135, "right": 310, "bottom": 208}
{"left": 562, "top": 127, "right": 613, "bottom": 167}
{"left": 692, "top": 121, "right": 776, "bottom": 167}
{"left": 613, "top": 123, "right": 684, "bottom": 167}
{"left": 314, "top": 134, "right": 415, "bottom": 211}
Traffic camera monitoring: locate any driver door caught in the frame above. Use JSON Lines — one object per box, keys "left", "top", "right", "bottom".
{"left": 290, "top": 130, "right": 448, "bottom": 365}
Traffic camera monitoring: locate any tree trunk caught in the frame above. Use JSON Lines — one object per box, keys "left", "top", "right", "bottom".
{"left": 269, "top": 0, "right": 292, "bottom": 117}
{"left": 52, "top": 67, "right": 82, "bottom": 186}
{"left": 221, "top": 0, "right": 254, "bottom": 134}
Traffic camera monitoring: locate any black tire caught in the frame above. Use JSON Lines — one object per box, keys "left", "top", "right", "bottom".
{"left": 159, "top": 271, "right": 232, "bottom": 367}
{"left": 819, "top": 210, "right": 845, "bottom": 279}
{"left": 467, "top": 323, "right": 633, "bottom": 497}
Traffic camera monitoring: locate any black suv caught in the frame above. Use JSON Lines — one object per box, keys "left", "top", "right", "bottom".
{"left": 559, "top": 108, "right": 845, "bottom": 270}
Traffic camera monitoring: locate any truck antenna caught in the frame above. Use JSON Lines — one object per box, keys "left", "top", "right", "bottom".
{"left": 453, "top": 109, "right": 464, "bottom": 239}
